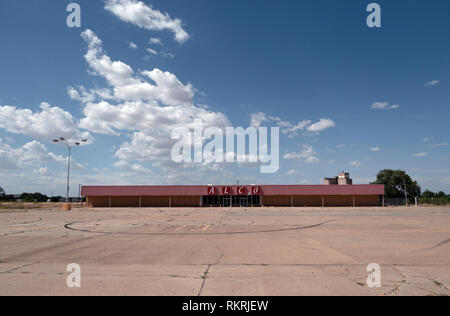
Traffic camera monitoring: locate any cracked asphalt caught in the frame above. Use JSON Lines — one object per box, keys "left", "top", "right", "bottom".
{"left": 0, "top": 205, "right": 449, "bottom": 296}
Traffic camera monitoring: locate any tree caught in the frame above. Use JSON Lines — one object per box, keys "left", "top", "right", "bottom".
{"left": 51, "top": 196, "right": 62, "bottom": 203}
{"left": 421, "top": 190, "right": 435, "bottom": 199}
{"left": 435, "top": 191, "right": 446, "bottom": 199}
{"left": 20, "top": 193, "right": 35, "bottom": 202}
{"left": 0, "top": 186, "right": 5, "bottom": 200}
{"left": 20, "top": 193, "right": 49, "bottom": 203}
{"left": 372, "top": 169, "right": 421, "bottom": 201}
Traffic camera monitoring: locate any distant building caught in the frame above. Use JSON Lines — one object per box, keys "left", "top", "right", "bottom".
{"left": 324, "top": 172, "right": 353, "bottom": 186}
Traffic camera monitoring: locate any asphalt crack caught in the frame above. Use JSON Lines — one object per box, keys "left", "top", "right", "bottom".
{"left": 0, "top": 262, "right": 39, "bottom": 274}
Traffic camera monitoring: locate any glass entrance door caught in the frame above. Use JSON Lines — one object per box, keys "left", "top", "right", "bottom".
{"left": 240, "top": 196, "right": 249, "bottom": 207}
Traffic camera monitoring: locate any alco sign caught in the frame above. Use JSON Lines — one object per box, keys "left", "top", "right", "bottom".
{"left": 208, "top": 186, "right": 262, "bottom": 196}
{"left": 252, "top": 186, "right": 261, "bottom": 195}
{"left": 237, "top": 187, "right": 247, "bottom": 195}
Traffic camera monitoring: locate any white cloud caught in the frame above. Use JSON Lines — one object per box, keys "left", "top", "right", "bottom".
{"left": 76, "top": 30, "right": 230, "bottom": 168}
{"left": 306, "top": 119, "right": 336, "bottom": 133}
{"left": 81, "top": 30, "right": 194, "bottom": 106}
{"left": 129, "top": 41, "right": 138, "bottom": 49}
{"left": 0, "top": 138, "right": 79, "bottom": 170}
{"left": 371, "top": 102, "right": 400, "bottom": 110}
{"left": 82, "top": 29, "right": 138, "bottom": 87}
{"left": 370, "top": 147, "right": 381, "bottom": 152}
{"left": 149, "top": 37, "right": 163, "bottom": 45}
{"left": 250, "top": 113, "right": 334, "bottom": 137}
{"left": 68, "top": 86, "right": 113, "bottom": 103}
{"left": 430, "top": 143, "right": 448, "bottom": 148}
{"left": 414, "top": 152, "right": 428, "bottom": 158}
{"left": 286, "top": 169, "right": 298, "bottom": 176}
{"left": 250, "top": 112, "right": 268, "bottom": 128}
{"left": 0, "top": 102, "right": 89, "bottom": 142}
{"left": 349, "top": 161, "right": 362, "bottom": 167}
{"left": 425, "top": 80, "right": 440, "bottom": 87}
{"left": 284, "top": 144, "right": 320, "bottom": 163}
{"left": 114, "top": 160, "right": 152, "bottom": 174}
{"left": 146, "top": 48, "right": 159, "bottom": 55}
{"left": 282, "top": 120, "right": 312, "bottom": 137}
{"left": 104, "top": 0, "right": 190, "bottom": 44}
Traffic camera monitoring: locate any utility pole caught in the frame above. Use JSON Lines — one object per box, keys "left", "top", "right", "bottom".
{"left": 403, "top": 178, "right": 408, "bottom": 207}
{"left": 66, "top": 146, "right": 71, "bottom": 203}
{"left": 78, "top": 184, "right": 82, "bottom": 207}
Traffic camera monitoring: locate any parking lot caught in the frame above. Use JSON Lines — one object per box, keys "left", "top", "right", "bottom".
{"left": 0, "top": 205, "right": 449, "bottom": 296}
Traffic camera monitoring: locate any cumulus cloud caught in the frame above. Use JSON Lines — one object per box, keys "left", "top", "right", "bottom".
{"left": 149, "top": 37, "right": 163, "bottom": 45}
{"left": 146, "top": 48, "right": 159, "bottom": 55}
{"left": 414, "top": 152, "right": 428, "bottom": 158}
{"left": 104, "top": 0, "right": 190, "bottom": 44}
{"left": 76, "top": 30, "right": 230, "bottom": 168}
{"left": 129, "top": 41, "right": 138, "bottom": 49}
{"left": 0, "top": 138, "right": 81, "bottom": 170}
{"left": 349, "top": 161, "right": 362, "bottom": 167}
{"left": 306, "top": 119, "right": 336, "bottom": 133}
{"left": 430, "top": 143, "right": 448, "bottom": 148}
{"left": 68, "top": 86, "right": 113, "bottom": 103}
{"left": 425, "top": 80, "right": 440, "bottom": 87}
{"left": 286, "top": 169, "right": 298, "bottom": 176}
{"left": 250, "top": 112, "right": 268, "bottom": 128}
{"left": 80, "top": 30, "right": 194, "bottom": 106}
{"left": 82, "top": 29, "right": 138, "bottom": 87}
{"left": 114, "top": 160, "right": 152, "bottom": 174}
{"left": 370, "top": 147, "right": 381, "bottom": 152}
{"left": 250, "top": 113, "right": 334, "bottom": 137}
{"left": 371, "top": 102, "right": 400, "bottom": 110}
{"left": 0, "top": 102, "right": 89, "bottom": 142}
{"left": 284, "top": 144, "right": 320, "bottom": 163}
{"left": 283, "top": 120, "right": 312, "bottom": 137}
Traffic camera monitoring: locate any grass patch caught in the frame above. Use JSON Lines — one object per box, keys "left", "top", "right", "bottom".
{"left": 0, "top": 203, "right": 28, "bottom": 210}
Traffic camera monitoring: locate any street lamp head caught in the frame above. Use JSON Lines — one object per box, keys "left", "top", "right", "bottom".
{"left": 52, "top": 139, "right": 59, "bottom": 143}
{"left": 81, "top": 139, "right": 88, "bottom": 143}
{"left": 59, "top": 137, "right": 65, "bottom": 141}
{"left": 75, "top": 142, "right": 80, "bottom": 146}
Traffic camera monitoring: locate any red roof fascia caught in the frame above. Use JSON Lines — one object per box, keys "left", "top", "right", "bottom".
{"left": 81, "top": 185, "right": 385, "bottom": 197}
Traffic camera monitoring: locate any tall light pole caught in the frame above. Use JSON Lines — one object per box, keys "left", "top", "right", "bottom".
{"left": 53, "top": 137, "right": 88, "bottom": 203}
{"left": 403, "top": 178, "right": 408, "bottom": 207}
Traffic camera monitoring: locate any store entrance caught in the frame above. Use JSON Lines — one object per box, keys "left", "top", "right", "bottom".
{"left": 202, "top": 195, "right": 261, "bottom": 207}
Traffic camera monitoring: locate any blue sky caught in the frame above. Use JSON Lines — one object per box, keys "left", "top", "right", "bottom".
{"left": 0, "top": 0, "right": 449, "bottom": 196}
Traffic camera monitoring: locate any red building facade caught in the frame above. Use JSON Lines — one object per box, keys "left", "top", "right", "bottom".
{"left": 81, "top": 184, "right": 385, "bottom": 208}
